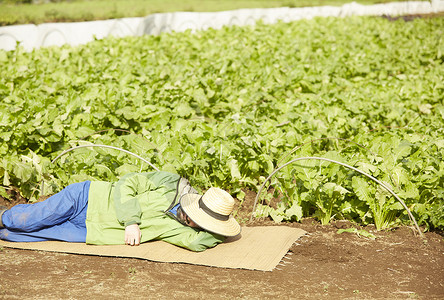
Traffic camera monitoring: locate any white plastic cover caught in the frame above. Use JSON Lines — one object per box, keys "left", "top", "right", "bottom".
{"left": 0, "top": 1, "right": 443, "bottom": 51}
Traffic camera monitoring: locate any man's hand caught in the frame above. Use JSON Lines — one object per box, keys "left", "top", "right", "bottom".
{"left": 125, "top": 224, "right": 141, "bottom": 246}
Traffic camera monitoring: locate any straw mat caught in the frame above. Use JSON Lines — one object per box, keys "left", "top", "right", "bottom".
{"left": 0, "top": 226, "right": 306, "bottom": 271}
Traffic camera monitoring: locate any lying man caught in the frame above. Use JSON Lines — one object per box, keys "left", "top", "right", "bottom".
{"left": 0, "top": 171, "right": 241, "bottom": 252}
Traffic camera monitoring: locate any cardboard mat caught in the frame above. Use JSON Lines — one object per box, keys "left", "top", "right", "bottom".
{"left": 0, "top": 226, "right": 306, "bottom": 271}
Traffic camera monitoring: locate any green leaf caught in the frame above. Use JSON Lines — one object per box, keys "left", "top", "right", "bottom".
{"left": 0, "top": 186, "right": 10, "bottom": 199}
{"left": 285, "top": 204, "right": 303, "bottom": 221}
{"left": 115, "top": 164, "right": 140, "bottom": 176}
{"left": 229, "top": 159, "right": 241, "bottom": 180}
{"left": 323, "top": 182, "right": 350, "bottom": 196}
{"left": 352, "top": 177, "right": 372, "bottom": 203}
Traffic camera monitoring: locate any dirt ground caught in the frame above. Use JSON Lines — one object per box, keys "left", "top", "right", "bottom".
{"left": 0, "top": 189, "right": 443, "bottom": 300}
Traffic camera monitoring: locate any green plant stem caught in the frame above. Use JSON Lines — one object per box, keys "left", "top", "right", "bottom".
{"left": 251, "top": 156, "right": 423, "bottom": 237}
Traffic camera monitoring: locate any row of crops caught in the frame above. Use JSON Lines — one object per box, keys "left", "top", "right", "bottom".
{"left": 0, "top": 16, "right": 443, "bottom": 230}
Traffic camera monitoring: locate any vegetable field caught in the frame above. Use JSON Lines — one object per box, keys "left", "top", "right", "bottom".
{"left": 0, "top": 16, "right": 443, "bottom": 231}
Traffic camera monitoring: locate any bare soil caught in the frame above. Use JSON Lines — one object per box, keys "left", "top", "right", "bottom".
{"left": 0, "top": 189, "right": 443, "bottom": 300}
{"left": 2, "top": 10, "right": 444, "bottom": 299}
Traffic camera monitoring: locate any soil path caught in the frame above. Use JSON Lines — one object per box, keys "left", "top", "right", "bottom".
{"left": 0, "top": 192, "right": 443, "bottom": 299}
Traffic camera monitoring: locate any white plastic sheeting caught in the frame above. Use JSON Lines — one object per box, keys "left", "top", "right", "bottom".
{"left": 1, "top": 1, "right": 443, "bottom": 51}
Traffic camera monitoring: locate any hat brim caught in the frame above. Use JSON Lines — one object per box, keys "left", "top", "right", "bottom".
{"left": 180, "top": 193, "right": 241, "bottom": 237}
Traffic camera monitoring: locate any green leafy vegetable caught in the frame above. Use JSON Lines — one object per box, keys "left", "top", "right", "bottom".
{"left": 0, "top": 16, "right": 443, "bottom": 230}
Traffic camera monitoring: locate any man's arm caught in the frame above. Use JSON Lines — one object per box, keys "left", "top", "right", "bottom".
{"left": 158, "top": 228, "right": 225, "bottom": 252}
{"left": 113, "top": 172, "right": 156, "bottom": 227}
{"left": 114, "top": 172, "right": 157, "bottom": 246}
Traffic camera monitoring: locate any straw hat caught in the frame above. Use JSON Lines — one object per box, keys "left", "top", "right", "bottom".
{"left": 180, "top": 187, "right": 241, "bottom": 237}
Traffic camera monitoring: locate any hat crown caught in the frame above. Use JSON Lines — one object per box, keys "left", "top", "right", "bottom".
{"left": 202, "top": 187, "right": 234, "bottom": 216}
{"left": 180, "top": 187, "right": 241, "bottom": 237}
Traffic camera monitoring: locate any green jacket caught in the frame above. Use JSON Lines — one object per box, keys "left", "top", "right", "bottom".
{"left": 85, "top": 171, "right": 225, "bottom": 252}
